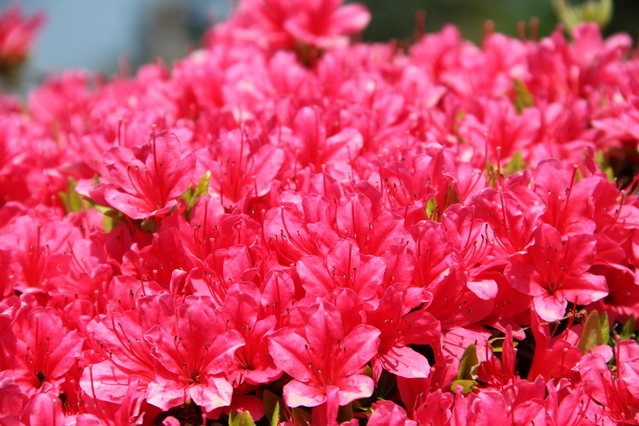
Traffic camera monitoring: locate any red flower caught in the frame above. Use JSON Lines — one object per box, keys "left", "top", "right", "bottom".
{"left": 98, "top": 129, "right": 195, "bottom": 220}
{"left": 506, "top": 224, "right": 608, "bottom": 321}
{"left": 364, "top": 283, "right": 440, "bottom": 380}
{"left": 144, "top": 296, "right": 245, "bottom": 413}
{"left": 268, "top": 301, "right": 380, "bottom": 411}
{"left": 219, "top": 0, "right": 370, "bottom": 50}
{"left": 0, "top": 4, "right": 44, "bottom": 70}
{"left": 0, "top": 306, "right": 84, "bottom": 396}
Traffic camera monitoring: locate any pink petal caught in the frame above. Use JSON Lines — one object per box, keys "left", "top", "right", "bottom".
{"left": 282, "top": 380, "right": 326, "bottom": 408}
{"left": 379, "top": 346, "right": 430, "bottom": 379}
{"left": 189, "top": 376, "right": 234, "bottom": 413}
{"left": 532, "top": 293, "right": 567, "bottom": 322}
{"left": 334, "top": 374, "right": 375, "bottom": 406}
{"left": 329, "top": 4, "right": 371, "bottom": 34}
{"left": 268, "top": 329, "right": 314, "bottom": 383}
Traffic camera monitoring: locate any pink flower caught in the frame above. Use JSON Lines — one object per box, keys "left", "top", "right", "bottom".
{"left": 364, "top": 283, "right": 440, "bottom": 380}
{"left": 296, "top": 238, "right": 385, "bottom": 305}
{"left": 218, "top": 0, "right": 370, "bottom": 50}
{"left": 144, "top": 296, "right": 244, "bottom": 413}
{"left": 283, "top": 0, "right": 371, "bottom": 49}
{"left": 268, "top": 301, "right": 380, "bottom": 411}
{"left": 0, "top": 4, "right": 44, "bottom": 70}
{"left": 506, "top": 224, "right": 608, "bottom": 321}
{"left": 97, "top": 129, "right": 195, "bottom": 220}
{"left": 0, "top": 306, "right": 84, "bottom": 396}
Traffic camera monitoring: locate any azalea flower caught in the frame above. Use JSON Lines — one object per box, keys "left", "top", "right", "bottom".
{"left": 269, "top": 301, "right": 380, "bottom": 422}
{"left": 0, "top": 1, "right": 637, "bottom": 423}
{"left": 0, "top": 4, "right": 43, "bottom": 74}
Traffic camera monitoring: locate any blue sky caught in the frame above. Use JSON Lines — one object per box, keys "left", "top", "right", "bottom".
{"left": 8, "top": 0, "right": 230, "bottom": 76}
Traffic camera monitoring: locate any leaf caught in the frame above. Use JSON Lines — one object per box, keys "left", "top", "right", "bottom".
{"left": 291, "top": 407, "right": 311, "bottom": 426}
{"left": 270, "top": 402, "right": 280, "bottom": 426}
{"left": 337, "top": 403, "right": 354, "bottom": 424}
{"left": 506, "top": 151, "right": 524, "bottom": 175}
{"left": 513, "top": 79, "right": 534, "bottom": 114}
{"left": 229, "top": 410, "right": 256, "bottom": 426}
{"left": 103, "top": 214, "right": 118, "bottom": 233}
{"left": 365, "top": 364, "right": 373, "bottom": 378}
{"left": 484, "top": 160, "right": 498, "bottom": 187}
{"left": 181, "top": 171, "right": 211, "bottom": 210}
{"left": 600, "top": 311, "right": 610, "bottom": 346}
{"left": 58, "top": 177, "right": 83, "bottom": 213}
{"left": 621, "top": 314, "right": 635, "bottom": 341}
{"left": 594, "top": 150, "right": 615, "bottom": 183}
{"left": 180, "top": 185, "right": 195, "bottom": 207}
{"left": 191, "top": 171, "right": 211, "bottom": 207}
{"left": 444, "top": 184, "right": 462, "bottom": 207}
{"left": 578, "top": 310, "right": 604, "bottom": 354}
{"left": 375, "top": 369, "right": 397, "bottom": 400}
{"left": 490, "top": 338, "right": 518, "bottom": 353}
{"left": 140, "top": 219, "right": 156, "bottom": 233}
{"left": 450, "top": 379, "right": 478, "bottom": 395}
{"left": 262, "top": 390, "right": 283, "bottom": 426}
{"left": 552, "top": 0, "right": 613, "bottom": 32}
{"left": 94, "top": 204, "right": 119, "bottom": 217}
{"left": 91, "top": 200, "right": 122, "bottom": 232}
{"left": 425, "top": 196, "right": 438, "bottom": 219}
{"left": 457, "top": 344, "right": 479, "bottom": 381}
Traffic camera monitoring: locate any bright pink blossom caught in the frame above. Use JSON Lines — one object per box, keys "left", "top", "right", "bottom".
{"left": 97, "top": 130, "right": 195, "bottom": 219}
{"left": 506, "top": 224, "right": 608, "bottom": 321}
{"left": 144, "top": 296, "right": 245, "bottom": 412}
{"left": 268, "top": 301, "right": 380, "bottom": 411}
{"left": 0, "top": 5, "right": 44, "bottom": 69}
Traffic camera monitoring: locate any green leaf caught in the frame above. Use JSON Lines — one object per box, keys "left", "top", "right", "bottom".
{"left": 229, "top": 410, "right": 256, "bottom": 426}
{"left": 291, "top": 407, "right": 311, "bottom": 426}
{"left": 552, "top": 0, "right": 613, "bottom": 32}
{"left": 425, "top": 196, "right": 438, "bottom": 219}
{"left": 484, "top": 160, "right": 498, "bottom": 187}
{"left": 594, "top": 150, "right": 615, "bottom": 182}
{"left": 578, "top": 310, "right": 604, "bottom": 354}
{"left": 94, "top": 204, "right": 118, "bottom": 216}
{"left": 506, "top": 151, "right": 524, "bottom": 175}
{"left": 192, "top": 171, "right": 211, "bottom": 206}
{"left": 583, "top": 0, "right": 613, "bottom": 29}
{"left": 262, "top": 390, "right": 283, "bottom": 426}
{"left": 58, "top": 177, "right": 83, "bottom": 213}
{"left": 490, "top": 337, "right": 518, "bottom": 353}
{"left": 621, "top": 314, "right": 635, "bottom": 341}
{"left": 600, "top": 311, "right": 610, "bottom": 346}
{"left": 270, "top": 402, "right": 280, "bottom": 426}
{"left": 450, "top": 379, "right": 478, "bottom": 395}
{"left": 90, "top": 204, "right": 122, "bottom": 233}
{"left": 375, "top": 369, "right": 397, "bottom": 400}
{"left": 180, "top": 185, "right": 195, "bottom": 206}
{"left": 457, "top": 344, "right": 479, "bottom": 381}
{"left": 444, "top": 184, "right": 461, "bottom": 207}
{"left": 140, "top": 219, "right": 156, "bottom": 233}
{"left": 513, "top": 79, "right": 534, "bottom": 114}
{"left": 181, "top": 171, "right": 211, "bottom": 209}
{"left": 364, "top": 364, "right": 373, "bottom": 379}
{"left": 103, "top": 214, "right": 118, "bottom": 233}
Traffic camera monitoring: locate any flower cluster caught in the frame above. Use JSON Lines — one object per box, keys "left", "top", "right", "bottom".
{"left": 1, "top": 1, "right": 639, "bottom": 425}
{"left": 0, "top": 4, "right": 43, "bottom": 78}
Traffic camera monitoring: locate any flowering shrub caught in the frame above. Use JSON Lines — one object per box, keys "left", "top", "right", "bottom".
{"left": 2, "top": 1, "right": 639, "bottom": 425}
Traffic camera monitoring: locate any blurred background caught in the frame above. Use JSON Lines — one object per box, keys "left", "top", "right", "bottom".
{"left": 5, "top": 0, "right": 639, "bottom": 79}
